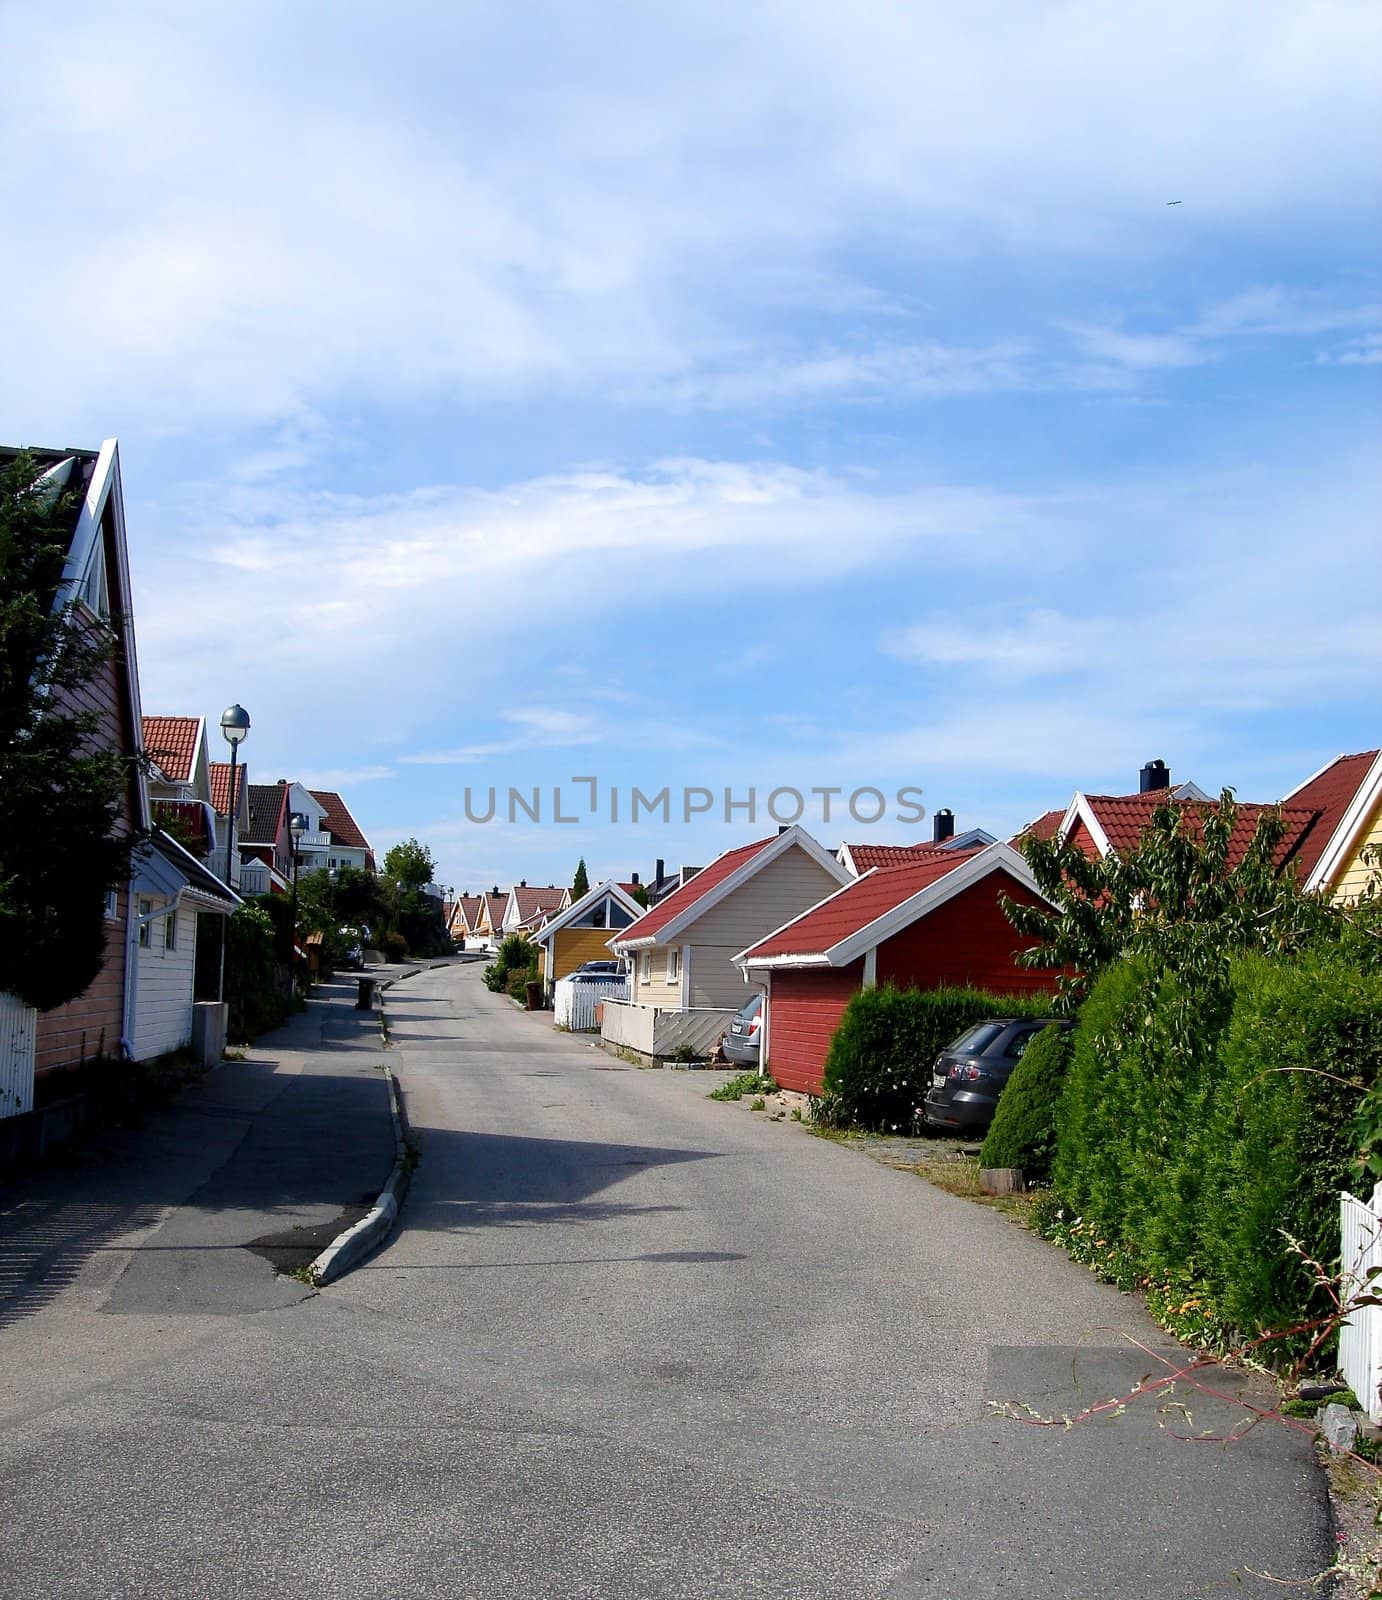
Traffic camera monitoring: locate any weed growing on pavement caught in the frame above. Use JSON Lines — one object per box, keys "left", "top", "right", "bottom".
{"left": 708, "top": 1071, "right": 775, "bottom": 1102}
{"left": 750, "top": 1095, "right": 766, "bottom": 1111}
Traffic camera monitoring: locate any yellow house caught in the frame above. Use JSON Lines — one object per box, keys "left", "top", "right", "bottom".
{"left": 531, "top": 880, "right": 643, "bottom": 994}
{"left": 1285, "top": 748, "right": 1382, "bottom": 902}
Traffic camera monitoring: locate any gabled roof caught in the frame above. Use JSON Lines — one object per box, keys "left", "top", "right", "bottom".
{"left": 1012, "top": 808, "right": 1066, "bottom": 845}
{"left": 1282, "top": 749, "right": 1382, "bottom": 891}
{"left": 1014, "top": 781, "right": 1211, "bottom": 849}
{"left": 310, "top": 789, "right": 370, "bottom": 851}
{"left": 142, "top": 716, "right": 202, "bottom": 783}
{"left": 508, "top": 885, "right": 567, "bottom": 925}
{"left": 737, "top": 842, "right": 1045, "bottom": 969}
{"left": 454, "top": 893, "right": 484, "bottom": 933}
{"left": 140, "top": 828, "right": 241, "bottom": 914}
{"left": 210, "top": 760, "right": 246, "bottom": 818}
{"left": 244, "top": 783, "right": 288, "bottom": 844}
{"left": 482, "top": 892, "right": 507, "bottom": 932}
{"left": 839, "top": 840, "right": 986, "bottom": 876}
{"left": 610, "top": 826, "right": 850, "bottom": 950}
{"left": 1060, "top": 791, "right": 1319, "bottom": 872}
{"left": 529, "top": 879, "right": 645, "bottom": 947}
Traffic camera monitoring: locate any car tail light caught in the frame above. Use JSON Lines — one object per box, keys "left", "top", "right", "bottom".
{"left": 947, "top": 1062, "right": 985, "bottom": 1082}
{"left": 748, "top": 1015, "right": 761, "bottom": 1034}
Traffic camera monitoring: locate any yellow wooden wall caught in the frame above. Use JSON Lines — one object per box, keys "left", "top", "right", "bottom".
{"left": 550, "top": 926, "right": 620, "bottom": 982}
{"left": 1334, "top": 796, "right": 1382, "bottom": 902}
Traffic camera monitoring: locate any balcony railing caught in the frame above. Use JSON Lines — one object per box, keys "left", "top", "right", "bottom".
{"left": 293, "top": 831, "right": 330, "bottom": 851}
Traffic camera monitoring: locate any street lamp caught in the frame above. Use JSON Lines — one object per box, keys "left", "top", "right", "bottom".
{"left": 217, "top": 704, "right": 250, "bottom": 1004}
{"left": 289, "top": 811, "right": 306, "bottom": 993}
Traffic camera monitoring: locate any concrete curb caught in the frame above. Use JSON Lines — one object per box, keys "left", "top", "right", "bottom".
{"left": 308, "top": 1039, "right": 411, "bottom": 1287}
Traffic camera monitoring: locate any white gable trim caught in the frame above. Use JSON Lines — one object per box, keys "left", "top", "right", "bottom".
{"left": 614, "top": 825, "right": 849, "bottom": 950}
{"left": 1304, "top": 751, "right": 1382, "bottom": 893}
{"left": 1058, "top": 793, "right": 1113, "bottom": 858}
{"left": 529, "top": 878, "right": 643, "bottom": 946}
{"left": 739, "top": 843, "right": 1049, "bottom": 972}
{"left": 733, "top": 867, "right": 881, "bottom": 968}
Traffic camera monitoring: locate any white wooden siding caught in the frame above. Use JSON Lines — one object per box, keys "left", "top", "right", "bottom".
{"left": 132, "top": 904, "right": 199, "bottom": 1060}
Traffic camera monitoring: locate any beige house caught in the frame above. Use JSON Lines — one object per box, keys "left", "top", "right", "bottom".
{"left": 602, "top": 827, "right": 850, "bottom": 1060}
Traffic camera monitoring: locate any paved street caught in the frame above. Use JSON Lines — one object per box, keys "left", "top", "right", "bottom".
{"left": 1, "top": 960, "right": 1331, "bottom": 1598}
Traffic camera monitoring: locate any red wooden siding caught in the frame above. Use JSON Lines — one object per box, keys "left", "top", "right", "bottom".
{"left": 767, "top": 962, "right": 864, "bottom": 1095}
{"left": 874, "top": 876, "right": 1059, "bottom": 997}
{"left": 764, "top": 875, "right": 1060, "bottom": 1097}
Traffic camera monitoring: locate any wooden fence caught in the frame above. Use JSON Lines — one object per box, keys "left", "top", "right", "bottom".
{"left": 1339, "top": 1183, "right": 1382, "bottom": 1422}
{"left": 554, "top": 976, "right": 627, "bottom": 1031}
{"left": 0, "top": 991, "right": 38, "bottom": 1118}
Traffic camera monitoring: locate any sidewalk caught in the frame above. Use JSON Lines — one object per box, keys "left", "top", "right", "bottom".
{"left": 0, "top": 976, "right": 400, "bottom": 1327}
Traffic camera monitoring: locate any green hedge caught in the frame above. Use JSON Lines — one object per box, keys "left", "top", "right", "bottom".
{"left": 819, "top": 983, "right": 1047, "bottom": 1132}
{"left": 1050, "top": 947, "right": 1382, "bottom": 1343}
{"left": 979, "top": 1024, "right": 1073, "bottom": 1180}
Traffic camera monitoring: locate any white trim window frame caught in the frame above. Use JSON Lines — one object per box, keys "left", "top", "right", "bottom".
{"left": 666, "top": 948, "right": 680, "bottom": 985}
{"left": 640, "top": 951, "right": 652, "bottom": 984}
{"left": 137, "top": 897, "right": 154, "bottom": 949}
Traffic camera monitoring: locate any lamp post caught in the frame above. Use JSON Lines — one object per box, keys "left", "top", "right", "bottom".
{"left": 217, "top": 704, "right": 251, "bottom": 1004}
{"left": 289, "top": 811, "right": 306, "bottom": 995}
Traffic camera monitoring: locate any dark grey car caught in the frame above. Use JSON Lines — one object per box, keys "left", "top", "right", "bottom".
{"left": 721, "top": 993, "right": 763, "bottom": 1066}
{"left": 921, "top": 1016, "right": 1073, "bottom": 1135}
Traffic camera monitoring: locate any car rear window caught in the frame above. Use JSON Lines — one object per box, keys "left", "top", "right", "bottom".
{"left": 737, "top": 994, "right": 763, "bottom": 1021}
{"left": 950, "top": 1023, "right": 1004, "bottom": 1054}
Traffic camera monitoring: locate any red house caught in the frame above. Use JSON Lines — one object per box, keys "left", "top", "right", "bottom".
{"left": 734, "top": 841, "right": 1059, "bottom": 1095}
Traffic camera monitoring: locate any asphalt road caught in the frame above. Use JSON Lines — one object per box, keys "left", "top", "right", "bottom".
{"left": 0, "top": 960, "right": 1331, "bottom": 1598}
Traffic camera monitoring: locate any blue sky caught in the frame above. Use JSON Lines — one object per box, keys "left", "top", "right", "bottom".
{"left": 3, "top": 1, "right": 1379, "bottom": 894}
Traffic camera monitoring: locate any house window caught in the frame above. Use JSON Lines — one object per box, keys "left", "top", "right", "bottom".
{"left": 138, "top": 897, "right": 154, "bottom": 948}
{"left": 164, "top": 911, "right": 177, "bottom": 952}
{"left": 640, "top": 953, "right": 652, "bottom": 983}
{"left": 666, "top": 949, "right": 680, "bottom": 985}
{"left": 104, "top": 888, "right": 119, "bottom": 921}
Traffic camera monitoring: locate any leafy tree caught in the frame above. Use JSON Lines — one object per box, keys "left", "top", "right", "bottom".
{"left": 0, "top": 451, "right": 142, "bottom": 1011}
{"left": 1003, "top": 789, "right": 1331, "bottom": 1011}
{"left": 383, "top": 837, "right": 435, "bottom": 891}
{"left": 631, "top": 882, "right": 649, "bottom": 909}
{"left": 572, "top": 857, "right": 589, "bottom": 899}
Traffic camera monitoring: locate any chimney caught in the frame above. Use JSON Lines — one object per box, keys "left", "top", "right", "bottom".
{"left": 1139, "top": 759, "right": 1171, "bottom": 794}
{"left": 520, "top": 878, "right": 527, "bottom": 887}
{"left": 778, "top": 824, "right": 790, "bottom": 835}
{"left": 933, "top": 808, "right": 955, "bottom": 843}
{"left": 655, "top": 857, "right": 665, "bottom": 886}
{"left": 630, "top": 872, "right": 640, "bottom": 886}
{"left": 491, "top": 884, "right": 499, "bottom": 895}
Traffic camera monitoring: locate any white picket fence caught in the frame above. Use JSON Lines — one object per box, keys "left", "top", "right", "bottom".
{"left": 0, "top": 990, "right": 38, "bottom": 1118}
{"left": 554, "top": 976, "right": 628, "bottom": 1032}
{"left": 1339, "top": 1183, "right": 1382, "bottom": 1423}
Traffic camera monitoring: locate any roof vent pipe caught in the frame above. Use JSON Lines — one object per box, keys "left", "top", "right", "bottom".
{"left": 1140, "top": 759, "right": 1171, "bottom": 794}
{"left": 933, "top": 808, "right": 955, "bottom": 843}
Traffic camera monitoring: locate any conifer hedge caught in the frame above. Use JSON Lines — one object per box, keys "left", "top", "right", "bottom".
{"left": 978, "top": 1023, "right": 1073, "bottom": 1180}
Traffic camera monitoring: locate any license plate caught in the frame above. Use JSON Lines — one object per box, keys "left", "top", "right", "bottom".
{"left": 731, "top": 1023, "right": 744, "bottom": 1034}
{"left": 932, "top": 1071, "right": 946, "bottom": 1088}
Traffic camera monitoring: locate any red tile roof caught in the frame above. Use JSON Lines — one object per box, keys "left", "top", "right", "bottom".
{"left": 209, "top": 761, "right": 245, "bottom": 817}
{"left": 1283, "top": 750, "right": 1381, "bottom": 882}
{"left": 1078, "top": 792, "right": 1319, "bottom": 871}
{"left": 310, "top": 790, "right": 370, "bottom": 850}
{"left": 456, "top": 893, "right": 483, "bottom": 932}
{"left": 511, "top": 885, "right": 566, "bottom": 924}
{"left": 743, "top": 850, "right": 982, "bottom": 961}
{"left": 142, "top": 715, "right": 200, "bottom": 782}
{"left": 844, "top": 842, "right": 963, "bottom": 873}
{"left": 612, "top": 836, "right": 777, "bottom": 945}
{"left": 1013, "top": 808, "right": 1066, "bottom": 845}
{"left": 482, "top": 892, "right": 507, "bottom": 932}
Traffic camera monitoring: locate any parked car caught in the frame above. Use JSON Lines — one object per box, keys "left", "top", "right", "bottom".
{"left": 921, "top": 1017, "right": 1073, "bottom": 1135}
{"left": 721, "top": 993, "right": 763, "bottom": 1067}
{"left": 572, "top": 960, "right": 623, "bottom": 977}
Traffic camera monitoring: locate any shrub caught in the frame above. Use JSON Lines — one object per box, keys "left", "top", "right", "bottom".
{"left": 820, "top": 983, "right": 1047, "bottom": 1133}
{"left": 1048, "top": 946, "right": 1382, "bottom": 1349}
{"left": 225, "top": 903, "right": 290, "bottom": 1043}
{"left": 1193, "top": 948, "right": 1382, "bottom": 1339}
{"left": 979, "top": 1023, "right": 1073, "bottom": 1181}
{"left": 486, "top": 935, "right": 536, "bottom": 994}
{"left": 380, "top": 930, "right": 409, "bottom": 962}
